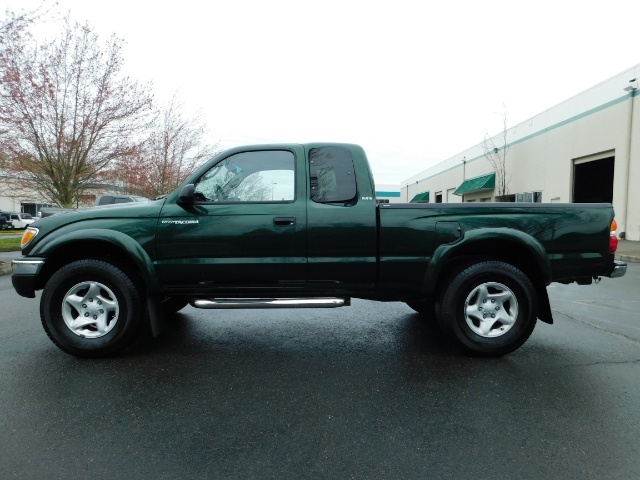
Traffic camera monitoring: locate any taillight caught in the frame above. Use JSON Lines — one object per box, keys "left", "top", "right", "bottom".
{"left": 609, "top": 220, "right": 618, "bottom": 253}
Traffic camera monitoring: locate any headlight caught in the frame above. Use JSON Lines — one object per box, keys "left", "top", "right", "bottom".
{"left": 21, "top": 227, "right": 39, "bottom": 249}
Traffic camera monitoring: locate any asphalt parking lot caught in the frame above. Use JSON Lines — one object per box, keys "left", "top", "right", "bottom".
{"left": 0, "top": 264, "right": 639, "bottom": 479}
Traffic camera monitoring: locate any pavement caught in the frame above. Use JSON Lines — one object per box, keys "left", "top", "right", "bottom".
{"left": 0, "top": 251, "right": 18, "bottom": 276}
{"left": 1, "top": 240, "right": 639, "bottom": 277}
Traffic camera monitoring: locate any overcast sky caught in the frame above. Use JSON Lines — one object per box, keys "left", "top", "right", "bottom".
{"left": 5, "top": 0, "right": 639, "bottom": 184}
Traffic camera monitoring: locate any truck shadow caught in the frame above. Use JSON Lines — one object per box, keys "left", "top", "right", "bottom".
{"left": 127, "top": 307, "right": 462, "bottom": 361}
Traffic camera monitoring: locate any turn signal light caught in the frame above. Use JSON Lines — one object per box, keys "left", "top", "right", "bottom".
{"left": 21, "top": 227, "right": 38, "bottom": 249}
{"left": 609, "top": 220, "right": 618, "bottom": 253}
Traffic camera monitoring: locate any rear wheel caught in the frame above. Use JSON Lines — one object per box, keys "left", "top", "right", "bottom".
{"left": 437, "top": 260, "right": 538, "bottom": 357}
{"left": 40, "top": 259, "right": 144, "bottom": 357}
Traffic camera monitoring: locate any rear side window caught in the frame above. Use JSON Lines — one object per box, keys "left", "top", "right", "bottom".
{"left": 309, "top": 146, "right": 356, "bottom": 203}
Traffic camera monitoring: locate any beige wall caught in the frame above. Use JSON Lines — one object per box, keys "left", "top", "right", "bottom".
{"left": 401, "top": 65, "right": 640, "bottom": 240}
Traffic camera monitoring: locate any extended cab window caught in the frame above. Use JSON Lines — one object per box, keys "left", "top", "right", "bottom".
{"left": 194, "top": 150, "right": 295, "bottom": 203}
{"left": 309, "top": 146, "right": 356, "bottom": 203}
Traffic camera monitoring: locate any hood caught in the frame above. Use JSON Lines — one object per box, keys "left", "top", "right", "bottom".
{"left": 31, "top": 199, "right": 166, "bottom": 230}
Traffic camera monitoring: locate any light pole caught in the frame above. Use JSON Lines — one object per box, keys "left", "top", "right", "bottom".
{"left": 462, "top": 156, "right": 466, "bottom": 203}
{"left": 622, "top": 78, "right": 637, "bottom": 238}
{"left": 271, "top": 183, "right": 277, "bottom": 201}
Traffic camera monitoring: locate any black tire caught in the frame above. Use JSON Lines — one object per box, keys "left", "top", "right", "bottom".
{"left": 437, "top": 260, "right": 538, "bottom": 357}
{"left": 40, "top": 259, "right": 144, "bottom": 358}
{"left": 405, "top": 298, "right": 436, "bottom": 319}
{"left": 161, "top": 297, "right": 189, "bottom": 316}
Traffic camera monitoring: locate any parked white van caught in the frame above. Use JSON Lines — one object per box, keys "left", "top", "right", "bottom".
{"left": 0, "top": 211, "right": 35, "bottom": 229}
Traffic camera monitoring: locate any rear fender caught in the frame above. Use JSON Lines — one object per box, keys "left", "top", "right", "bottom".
{"left": 424, "top": 228, "right": 552, "bottom": 299}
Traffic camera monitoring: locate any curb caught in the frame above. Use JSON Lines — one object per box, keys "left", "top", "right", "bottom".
{"left": 0, "top": 260, "right": 11, "bottom": 276}
{"left": 616, "top": 254, "right": 640, "bottom": 264}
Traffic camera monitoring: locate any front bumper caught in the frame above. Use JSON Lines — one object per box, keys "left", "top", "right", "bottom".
{"left": 11, "top": 258, "right": 44, "bottom": 298}
{"left": 608, "top": 260, "right": 627, "bottom": 278}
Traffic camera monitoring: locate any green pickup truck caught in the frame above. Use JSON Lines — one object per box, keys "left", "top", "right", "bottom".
{"left": 12, "top": 143, "right": 627, "bottom": 358}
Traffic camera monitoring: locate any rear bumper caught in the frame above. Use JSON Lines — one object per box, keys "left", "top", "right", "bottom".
{"left": 11, "top": 258, "right": 44, "bottom": 298}
{"left": 608, "top": 260, "right": 627, "bottom": 278}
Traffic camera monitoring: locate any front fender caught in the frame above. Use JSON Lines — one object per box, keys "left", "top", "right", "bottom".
{"left": 424, "top": 227, "right": 552, "bottom": 297}
{"left": 29, "top": 228, "right": 162, "bottom": 295}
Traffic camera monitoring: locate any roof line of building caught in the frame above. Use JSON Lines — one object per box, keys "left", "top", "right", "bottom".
{"left": 403, "top": 88, "right": 637, "bottom": 187}
{"left": 402, "top": 64, "right": 640, "bottom": 187}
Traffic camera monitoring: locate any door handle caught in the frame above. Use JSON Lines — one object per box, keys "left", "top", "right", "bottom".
{"left": 274, "top": 217, "right": 296, "bottom": 227}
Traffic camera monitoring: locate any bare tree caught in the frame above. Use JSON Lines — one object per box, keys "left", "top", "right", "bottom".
{"left": 114, "top": 94, "right": 218, "bottom": 199}
{"left": 0, "top": 2, "right": 52, "bottom": 35}
{"left": 0, "top": 15, "right": 154, "bottom": 207}
{"left": 231, "top": 172, "right": 273, "bottom": 201}
{"left": 482, "top": 106, "right": 510, "bottom": 200}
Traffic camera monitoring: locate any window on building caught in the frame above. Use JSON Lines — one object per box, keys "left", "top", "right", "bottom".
{"left": 495, "top": 194, "right": 516, "bottom": 202}
{"left": 515, "top": 191, "right": 542, "bottom": 203}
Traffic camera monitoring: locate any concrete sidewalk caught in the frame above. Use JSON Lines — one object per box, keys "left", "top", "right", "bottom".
{"left": 0, "top": 250, "right": 19, "bottom": 276}
{"left": 615, "top": 239, "right": 640, "bottom": 264}
{"left": 1, "top": 240, "right": 639, "bottom": 277}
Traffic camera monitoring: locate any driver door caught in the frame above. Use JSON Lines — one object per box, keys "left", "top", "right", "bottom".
{"left": 155, "top": 147, "right": 307, "bottom": 295}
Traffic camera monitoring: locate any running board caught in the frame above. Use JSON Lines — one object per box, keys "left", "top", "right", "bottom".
{"left": 191, "top": 297, "right": 350, "bottom": 309}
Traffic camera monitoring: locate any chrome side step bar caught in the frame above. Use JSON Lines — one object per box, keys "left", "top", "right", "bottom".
{"left": 191, "top": 297, "right": 350, "bottom": 309}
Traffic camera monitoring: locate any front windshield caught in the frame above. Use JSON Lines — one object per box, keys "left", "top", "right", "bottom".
{"left": 21, "top": 213, "right": 33, "bottom": 219}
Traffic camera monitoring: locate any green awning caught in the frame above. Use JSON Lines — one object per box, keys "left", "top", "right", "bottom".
{"left": 410, "top": 191, "right": 430, "bottom": 203}
{"left": 454, "top": 173, "right": 495, "bottom": 196}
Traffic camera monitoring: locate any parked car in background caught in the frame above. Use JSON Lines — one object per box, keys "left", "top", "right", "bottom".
{"left": 0, "top": 214, "right": 7, "bottom": 230}
{"left": 95, "top": 194, "right": 150, "bottom": 206}
{"left": 0, "top": 211, "right": 34, "bottom": 229}
{"left": 38, "top": 207, "right": 83, "bottom": 218}
{"left": 39, "top": 195, "right": 151, "bottom": 218}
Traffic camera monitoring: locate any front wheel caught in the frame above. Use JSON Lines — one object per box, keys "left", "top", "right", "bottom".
{"left": 437, "top": 260, "right": 538, "bottom": 357}
{"left": 40, "top": 259, "right": 145, "bottom": 357}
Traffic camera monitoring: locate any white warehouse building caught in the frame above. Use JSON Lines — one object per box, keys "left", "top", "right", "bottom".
{"left": 401, "top": 64, "right": 640, "bottom": 241}
{"left": 374, "top": 183, "right": 402, "bottom": 204}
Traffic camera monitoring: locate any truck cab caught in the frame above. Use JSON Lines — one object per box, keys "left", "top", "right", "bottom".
{"left": 158, "top": 144, "right": 377, "bottom": 294}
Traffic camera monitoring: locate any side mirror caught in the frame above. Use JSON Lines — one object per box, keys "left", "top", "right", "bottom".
{"left": 178, "top": 184, "right": 195, "bottom": 204}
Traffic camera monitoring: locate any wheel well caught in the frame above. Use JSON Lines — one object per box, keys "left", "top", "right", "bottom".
{"left": 438, "top": 239, "right": 554, "bottom": 324}
{"left": 438, "top": 239, "right": 546, "bottom": 287}
{"left": 35, "top": 240, "right": 145, "bottom": 292}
